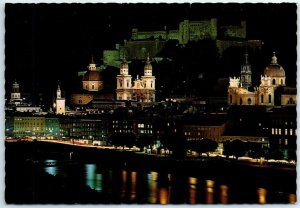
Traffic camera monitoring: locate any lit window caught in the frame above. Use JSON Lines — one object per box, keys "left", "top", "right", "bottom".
{"left": 184, "top": 132, "right": 187, "bottom": 136}
{"left": 285, "top": 139, "right": 288, "bottom": 146}
{"left": 285, "top": 129, "right": 288, "bottom": 135}
{"left": 290, "top": 129, "right": 293, "bottom": 135}
{"left": 278, "top": 129, "right": 281, "bottom": 135}
{"left": 275, "top": 128, "right": 278, "bottom": 135}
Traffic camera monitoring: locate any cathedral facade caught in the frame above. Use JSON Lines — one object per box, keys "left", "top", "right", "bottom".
{"left": 116, "top": 57, "right": 156, "bottom": 102}
{"left": 228, "top": 52, "right": 290, "bottom": 106}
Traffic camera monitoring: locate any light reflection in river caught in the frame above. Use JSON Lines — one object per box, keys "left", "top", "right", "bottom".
{"left": 85, "top": 164, "right": 103, "bottom": 192}
{"left": 44, "top": 159, "right": 57, "bottom": 176}
{"left": 41, "top": 160, "right": 293, "bottom": 204}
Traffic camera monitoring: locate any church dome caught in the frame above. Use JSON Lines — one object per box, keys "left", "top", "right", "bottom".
{"left": 263, "top": 52, "right": 285, "bottom": 77}
{"left": 83, "top": 70, "right": 102, "bottom": 81}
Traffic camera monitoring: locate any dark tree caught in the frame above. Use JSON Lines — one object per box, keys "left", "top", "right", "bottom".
{"left": 187, "top": 138, "right": 218, "bottom": 157}
{"left": 135, "top": 135, "right": 156, "bottom": 151}
{"left": 223, "top": 139, "right": 246, "bottom": 159}
{"left": 109, "top": 133, "right": 136, "bottom": 149}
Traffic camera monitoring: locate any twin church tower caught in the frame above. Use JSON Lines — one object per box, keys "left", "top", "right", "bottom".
{"left": 116, "top": 56, "right": 156, "bottom": 102}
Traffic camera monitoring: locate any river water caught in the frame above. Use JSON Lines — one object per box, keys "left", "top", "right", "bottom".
{"left": 43, "top": 159, "right": 295, "bottom": 204}
{"left": 5, "top": 142, "right": 296, "bottom": 204}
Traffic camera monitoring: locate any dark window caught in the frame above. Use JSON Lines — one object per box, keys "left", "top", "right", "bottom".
{"left": 261, "top": 95, "right": 264, "bottom": 103}
{"left": 272, "top": 79, "right": 276, "bottom": 85}
{"left": 247, "top": 98, "right": 251, "bottom": 105}
{"left": 240, "top": 98, "right": 243, "bottom": 105}
{"left": 230, "top": 95, "right": 232, "bottom": 104}
{"left": 268, "top": 94, "right": 272, "bottom": 103}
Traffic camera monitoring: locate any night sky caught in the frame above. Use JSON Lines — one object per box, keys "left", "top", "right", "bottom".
{"left": 5, "top": 3, "right": 297, "bottom": 105}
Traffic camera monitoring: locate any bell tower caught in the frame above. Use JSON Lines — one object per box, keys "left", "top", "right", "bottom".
{"left": 55, "top": 81, "right": 65, "bottom": 115}
{"left": 240, "top": 51, "right": 252, "bottom": 89}
{"left": 116, "top": 57, "right": 132, "bottom": 100}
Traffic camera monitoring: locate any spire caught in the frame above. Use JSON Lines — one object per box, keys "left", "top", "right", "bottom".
{"left": 146, "top": 53, "right": 150, "bottom": 64}
{"left": 271, "top": 51, "right": 278, "bottom": 64}
{"left": 244, "top": 51, "right": 249, "bottom": 65}
{"left": 57, "top": 80, "right": 61, "bottom": 99}
{"left": 122, "top": 55, "right": 127, "bottom": 63}
{"left": 91, "top": 55, "right": 94, "bottom": 64}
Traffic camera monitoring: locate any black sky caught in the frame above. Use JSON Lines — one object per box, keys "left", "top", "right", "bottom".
{"left": 5, "top": 3, "right": 297, "bottom": 104}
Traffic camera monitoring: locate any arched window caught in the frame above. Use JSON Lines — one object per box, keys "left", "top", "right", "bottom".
{"left": 272, "top": 79, "right": 276, "bottom": 85}
{"left": 92, "top": 84, "right": 94, "bottom": 90}
{"left": 240, "top": 98, "right": 243, "bottom": 105}
{"left": 281, "top": 79, "right": 283, "bottom": 85}
{"left": 119, "top": 80, "right": 123, "bottom": 87}
{"left": 268, "top": 94, "right": 272, "bottom": 103}
{"left": 127, "top": 80, "right": 129, "bottom": 88}
{"left": 261, "top": 95, "right": 264, "bottom": 103}
{"left": 247, "top": 98, "right": 251, "bottom": 105}
{"left": 230, "top": 95, "right": 232, "bottom": 104}
{"left": 151, "top": 81, "right": 153, "bottom": 88}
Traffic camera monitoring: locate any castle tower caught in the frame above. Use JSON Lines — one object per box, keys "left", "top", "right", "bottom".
{"left": 140, "top": 56, "right": 156, "bottom": 102}
{"left": 55, "top": 81, "right": 65, "bottom": 115}
{"left": 10, "top": 80, "right": 22, "bottom": 102}
{"left": 240, "top": 52, "right": 252, "bottom": 89}
{"left": 116, "top": 57, "right": 132, "bottom": 100}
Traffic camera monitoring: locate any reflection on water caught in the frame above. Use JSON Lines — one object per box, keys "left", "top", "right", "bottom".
{"left": 220, "top": 185, "right": 229, "bottom": 204}
{"left": 121, "top": 170, "right": 127, "bottom": 198}
{"left": 44, "top": 160, "right": 57, "bottom": 176}
{"left": 130, "top": 171, "right": 137, "bottom": 201}
{"left": 189, "top": 177, "right": 197, "bottom": 204}
{"left": 205, "top": 180, "right": 215, "bottom": 204}
{"left": 41, "top": 160, "right": 293, "bottom": 204}
{"left": 85, "top": 164, "right": 103, "bottom": 192}
{"left": 148, "top": 172, "right": 158, "bottom": 204}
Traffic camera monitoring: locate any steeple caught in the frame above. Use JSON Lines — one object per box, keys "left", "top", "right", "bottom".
{"left": 144, "top": 55, "right": 153, "bottom": 76}
{"left": 91, "top": 55, "right": 94, "bottom": 64}
{"left": 57, "top": 80, "right": 61, "bottom": 99}
{"left": 271, "top": 51, "right": 278, "bottom": 64}
{"left": 240, "top": 51, "right": 252, "bottom": 89}
{"left": 88, "top": 55, "right": 97, "bottom": 71}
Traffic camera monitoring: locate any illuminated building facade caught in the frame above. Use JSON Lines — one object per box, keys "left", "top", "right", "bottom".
{"left": 116, "top": 57, "right": 156, "bottom": 102}
{"left": 228, "top": 52, "right": 289, "bottom": 106}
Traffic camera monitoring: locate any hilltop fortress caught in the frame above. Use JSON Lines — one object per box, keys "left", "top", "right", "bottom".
{"left": 103, "top": 18, "right": 261, "bottom": 67}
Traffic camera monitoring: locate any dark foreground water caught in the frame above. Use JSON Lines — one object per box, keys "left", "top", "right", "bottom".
{"left": 5, "top": 141, "right": 297, "bottom": 204}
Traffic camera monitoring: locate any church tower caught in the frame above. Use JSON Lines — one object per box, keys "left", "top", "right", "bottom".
{"left": 141, "top": 56, "right": 156, "bottom": 102}
{"left": 10, "top": 80, "right": 22, "bottom": 105}
{"left": 116, "top": 58, "right": 132, "bottom": 100}
{"left": 240, "top": 52, "right": 252, "bottom": 89}
{"left": 258, "top": 75, "right": 274, "bottom": 106}
{"left": 55, "top": 81, "right": 65, "bottom": 115}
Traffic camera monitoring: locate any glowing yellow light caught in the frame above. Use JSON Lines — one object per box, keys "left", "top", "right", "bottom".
{"left": 159, "top": 187, "right": 168, "bottom": 204}
{"left": 257, "top": 188, "right": 267, "bottom": 204}
{"left": 289, "top": 194, "right": 296, "bottom": 204}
